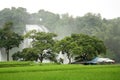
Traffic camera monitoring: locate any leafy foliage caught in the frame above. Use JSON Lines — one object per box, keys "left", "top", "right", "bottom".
{"left": 22, "top": 48, "right": 38, "bottom": 61}
{"left": 22, "top": 31, "right": 57, "bottom": 62}
{"left": 0, "top": 7, "right": 120, "bottom": 62}
{"left": 0, "top": 22, "right": 23, "bottom": 61}
{"left": 55, "top": 34, "right": 106, "bottom": 63}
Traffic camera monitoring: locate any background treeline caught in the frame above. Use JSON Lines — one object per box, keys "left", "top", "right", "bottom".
{"left": 0, "top": 7, "right": 120, "bottom": 62}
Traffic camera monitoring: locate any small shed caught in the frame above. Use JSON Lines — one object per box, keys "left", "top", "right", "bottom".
{"left": 87, "top": 57, "right": 115, "bottom": 64}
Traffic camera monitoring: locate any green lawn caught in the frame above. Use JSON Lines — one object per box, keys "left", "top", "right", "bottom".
{"left": 0, "top": 62, "right": 120, "bottom": 80}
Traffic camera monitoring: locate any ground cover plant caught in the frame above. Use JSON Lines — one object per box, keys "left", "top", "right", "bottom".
{"left": 0, "top": 61, "right": 33, "bottom": 67}
{"left": 0, "top": 62, "right": 120, "bottom": 80}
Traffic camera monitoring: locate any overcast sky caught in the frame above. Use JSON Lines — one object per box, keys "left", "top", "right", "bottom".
{"left": 0, "top": 0, "right": 120, "bottom": 19}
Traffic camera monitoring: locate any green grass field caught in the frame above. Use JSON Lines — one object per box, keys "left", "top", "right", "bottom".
{"left": 0, "top": 62, "right": 120, "bottom": 80}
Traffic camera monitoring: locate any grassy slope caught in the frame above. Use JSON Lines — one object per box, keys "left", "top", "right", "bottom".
{"left": 0, "top": 63, "right": 120, "bottom": 80}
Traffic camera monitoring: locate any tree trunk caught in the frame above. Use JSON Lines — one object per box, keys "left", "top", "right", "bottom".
{"left": 68, "top": 56, "right": 71, "bottom": 64}
{"left": 39, "top": 54, "right": 43, "bottom": 63}
{"left": 67, "top": 52, "right": 71, "bottom": 64}
{"left": 6, "top": 49, "right": 9, "bottom": 61}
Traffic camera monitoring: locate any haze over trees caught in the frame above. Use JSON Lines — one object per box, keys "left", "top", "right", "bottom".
{"left": 0, "top": 7, "right": 120, "bottom": 62}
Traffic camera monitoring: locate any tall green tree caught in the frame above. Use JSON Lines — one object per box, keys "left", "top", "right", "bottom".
{"left": 71, "top": 34, "right": 106, "bottom": 61}
{"left": 0, "top": 22, "right": 23, "bottom": 61}
{"left": 22, "top": 48, "right": 38, "bottom": 61}
{"left": 24, "top": 31, "right": 57, "bottom": 62}
{"left": 55, "top": 34, "right": 106, "bottom": 63}
{"left": 55, "top": 36, "right": 77, "bottom": 64}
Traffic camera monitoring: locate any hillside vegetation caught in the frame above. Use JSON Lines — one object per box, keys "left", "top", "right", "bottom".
{"left": 0, "top": 7, "right": 120, "bottom": 62}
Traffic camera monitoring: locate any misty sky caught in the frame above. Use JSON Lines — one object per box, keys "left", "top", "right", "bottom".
{"left": 0, "top": 0, "right": 120, "bottom": 19}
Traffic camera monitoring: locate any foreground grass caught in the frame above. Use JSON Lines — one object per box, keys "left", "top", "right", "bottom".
{"left": 0, "top": 62, "right": 120, "bottom": 80}
{"left": 0, "top": 61, "right": 33, "bottom": 67}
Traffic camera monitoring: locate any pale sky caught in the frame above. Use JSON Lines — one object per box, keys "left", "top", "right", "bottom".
{"left": 0, "top": 0, "right": 120, "bottom": 19}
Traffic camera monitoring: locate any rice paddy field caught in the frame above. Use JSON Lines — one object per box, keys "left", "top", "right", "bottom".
{"left": 0, "top": 61, "right": 120, "bottom": 80}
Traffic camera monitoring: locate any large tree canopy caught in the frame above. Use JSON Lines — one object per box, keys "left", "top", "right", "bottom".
{"left": 23, "top": 31, "right": 57, "bottom": 62}
{"left": 71, "top": 34, "right": 106, "bottom": 61}
{"left": 0, "top": 22, "right": 23, "bottom": 61}
{"left": 55, "top": 34, "right": 106, "bottom": 63}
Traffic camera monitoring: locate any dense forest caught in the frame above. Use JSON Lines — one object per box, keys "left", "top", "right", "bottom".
{"left": 0, "top": 7, "right": 120, "bottom": 62}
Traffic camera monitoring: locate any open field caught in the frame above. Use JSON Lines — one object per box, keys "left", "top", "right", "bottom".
{"left": 0, "top": 62, "right": 120, "bottom": 80}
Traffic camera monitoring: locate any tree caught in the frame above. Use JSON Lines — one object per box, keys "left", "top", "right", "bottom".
{"left": 74, "top": 13, "right": 102, "bottom": 35}
{"left": 22, "top": 48, "right": 38, "bottom": 61}
{"left": 12, "top": 51, "right": 24, "bottom": 61}
{"left": 55, "top": 36, "right": 77, "bottom": 64}
{"left": 0, "top": 22, "right": 23, "bottom": 61}
{"left": 55, "top": 34, "right": 106, "bottom": 63}
{"left": 0, "top": 7, "right": 30, "bottom": 34}
{"left": 24, "top": 31, "right": 57, "bottom": 62}
{"left": 12, "top": 48, "right": 38, "bottom": 61}
{"left": 71, "top": 34, "right": 106, "bottom": 61}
